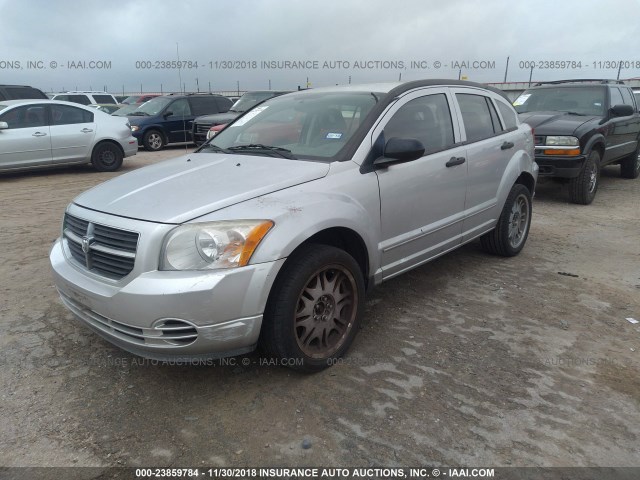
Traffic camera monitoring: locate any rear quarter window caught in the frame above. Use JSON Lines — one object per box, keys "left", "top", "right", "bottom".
{"left": 495, "top": 99, "right": 518, "bottom": 130}
{"left": 92, "top": 94, "right": 116, "bottom": 104}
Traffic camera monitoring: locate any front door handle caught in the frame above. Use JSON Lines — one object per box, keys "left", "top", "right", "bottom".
{"left": 81, "top": 128, "right": 93, "bottom": 133}
{"left": 446, "top": 156, "right": 466, "bottom": 167}
{"left": 501, "top": 141, "right": 514, "bottom": 150}
{"left": 32, "top": 132, "right": 47, "bottom": 137}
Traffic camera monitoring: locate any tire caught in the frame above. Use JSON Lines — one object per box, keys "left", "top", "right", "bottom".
{"left": 143, "top": 129, "right": 165, "bottom": 151}
{"left": 481, "top": 183, "right": 532, "bottom": 257}
{"left": 620, "top": 143, "right": 640, "bottom": 179}
{"left": 569, "top": 150, "right": 600, "bottom": 204}
{"left": 260, "top": 244, "right": 365, "bottom": 373}
{"left": 91, "top": 142, "right": 123, "bottom": 172}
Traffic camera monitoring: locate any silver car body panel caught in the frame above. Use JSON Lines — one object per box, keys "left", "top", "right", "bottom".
{"left": 50, "top": 81, "right": 537, "bottom": 360}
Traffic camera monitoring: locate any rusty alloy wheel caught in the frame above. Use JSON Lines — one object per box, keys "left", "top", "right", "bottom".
{"left": 293, "top": 264, "right": 358, "bottom": 359}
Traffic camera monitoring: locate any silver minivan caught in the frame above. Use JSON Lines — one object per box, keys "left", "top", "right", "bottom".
{"left": 50, "top": 80, "right": 538, "bottom": 371}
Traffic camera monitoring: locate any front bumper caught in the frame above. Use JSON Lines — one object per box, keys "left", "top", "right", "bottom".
{"left": 535, "top": 154, "right": 586, "bottom": 178}
{"left": 50, "top": 236, "right": 285, "bottom": 361}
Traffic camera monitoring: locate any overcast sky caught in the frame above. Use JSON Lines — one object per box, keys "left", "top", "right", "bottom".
{"left": 2, "top": 0, "right": 639, "bottom": 94}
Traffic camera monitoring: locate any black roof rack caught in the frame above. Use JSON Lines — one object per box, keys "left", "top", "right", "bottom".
{"left": 533, "top": 79, "right": 625, "bottom": 86}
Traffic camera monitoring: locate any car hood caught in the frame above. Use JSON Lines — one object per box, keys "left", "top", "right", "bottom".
{"left": 126, "top": 115, "right": 159, "bottom": 126}
{"left": 73, "top": 153, "right": 330, "bottom": 224}
{"left": 194, "top": 112, "right": 241, "bottom": 125}
{"left": 518, "top": 111, "right": 598, "bottom": 135}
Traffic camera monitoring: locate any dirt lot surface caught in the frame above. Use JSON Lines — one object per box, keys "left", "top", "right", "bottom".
{"left": 1, "top": 147, "right": 639, "bottom": 473}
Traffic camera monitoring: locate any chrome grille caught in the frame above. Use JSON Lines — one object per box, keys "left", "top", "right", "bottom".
{"left": 63, "top": 213, "right": 139, "bottom": 280}
{"left": 195, "top": 122, "right": 213, "bottom": 134}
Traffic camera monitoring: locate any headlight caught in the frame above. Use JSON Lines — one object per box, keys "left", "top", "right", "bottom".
{"left": 160, "top": 220, "right": 274, "bottom": 271}
{"left": 131, "top": 125, "right": 139, "bottom": 132}
{"left": 545, "top": 136, "right": 578, "bottom": 146}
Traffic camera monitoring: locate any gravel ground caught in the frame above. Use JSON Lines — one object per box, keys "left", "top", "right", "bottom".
{"left": 1, "top": 146, "right": 639, "bottom": 472}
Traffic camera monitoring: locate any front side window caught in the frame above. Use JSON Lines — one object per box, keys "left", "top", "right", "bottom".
{"left": 456, "top": 93, "right": 497, "bottom": 142}
{"left": 609, "top": 87, "right": 624, "bottom": 107}
{"left": 384, "top": 94, "right": 455, "bottom": 154}
{"left": 67, "top": 95, "right": 91, "bottom": 105}
{"left": 50, "top": 104, "right": 93, "bottom": 125}
{"left": 0, "top": 105, "right": 47, "bottom": 128}
{"left": 207, "top": 91, "right": 378, "bottom": 160}
{"left": 619, "top": 88, "right": 635, "bottom": 107}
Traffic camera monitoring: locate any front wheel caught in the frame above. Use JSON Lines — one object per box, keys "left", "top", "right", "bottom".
{"left": 91, "top": 142, "right": 123, "bottom": 172}
{"left": 143, "top": 130, "right": 165, "bottom": 151}
{"left": 569, "top": 150, "right": 600, "bottom": 204}
{"left": 481, "top": 183, "right": 532, "bottom": 257}
{"left": 260, "top": 244, "right": 365, "bottom": 373}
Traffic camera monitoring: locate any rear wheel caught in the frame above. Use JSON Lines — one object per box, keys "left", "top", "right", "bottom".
{"left": 620, "top": 143, "right": 640, "bottom": 179}
{"left": 569, "top": 150, "right": 600, "bottom": 204}
{"left": 143, "top": 130, "right": 164, "bottom": 151}
{"left": 260, "top": 244, "right": 365, "bottom": 373}
{"left": 91, "top": 142, "right": 123, "bottom": 172}
{"left": 481, "top": 183, "right": 532, "bottom": 257}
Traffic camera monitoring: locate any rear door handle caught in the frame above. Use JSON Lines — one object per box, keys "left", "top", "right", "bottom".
{"left": 81, "top": 128, "right": 93, "bottom": 133}
{"left": 501, "top": 141, "right": 514, "bottom": 150}
{"left": 32, "top": 132, "right": 47, "bottom": 137}
{"left": 446, "top": 156, "right": 466, "bottom": 167}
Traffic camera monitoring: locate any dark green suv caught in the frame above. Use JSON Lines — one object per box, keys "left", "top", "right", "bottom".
{"left": 515, "top": 80, "right": 640, "bottom": 204}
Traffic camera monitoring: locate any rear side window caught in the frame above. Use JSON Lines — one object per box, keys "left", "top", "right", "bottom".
{"left": 495, "top": 99, "right": 518, "bottom": 130}
{"left": 190, "top": 96, "right": 221, "bottom": 116}
{"left": 456, "top": 94, "right": 498, "bottom": 142}
{"left": 92, "top": 94, "right": 116, "bottom": 104}
{"left": 64, "top": 95, "right": 91, "bottom": 105}
{"left": 384, "top": 93, "right": 455, "bottom": 155}
{"left": 50, "top": 104, "right": 93, "bottom": 125}
{"left": 216, "top": 97, "right": 233, "bottom": 113}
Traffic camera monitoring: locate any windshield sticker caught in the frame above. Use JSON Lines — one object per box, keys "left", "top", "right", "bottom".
{"left": 326, "top": 132, "right": 343, "bottom": 139}
{"left": 231, "top": 106, "right": 269, "bottom": 127}
{"left": 512, "top": 93, "right": 531, "bottom": 106}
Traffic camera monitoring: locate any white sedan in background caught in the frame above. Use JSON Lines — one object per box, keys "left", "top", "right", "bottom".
{"left": 0, "top": 99, "right": 137, "bottom": 173}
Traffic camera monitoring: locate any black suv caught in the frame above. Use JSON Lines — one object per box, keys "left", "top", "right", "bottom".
{"left": 192, "top": 91, "right": 290, "bottom": 145}
{"left": 0, "top": 84, "right": 48, "bottom": 101}
{"left": 127, "top": 93, "right": 233, "bottom": 151}
{"left": 515, "top": 80, "right": 640, "bottom": 204}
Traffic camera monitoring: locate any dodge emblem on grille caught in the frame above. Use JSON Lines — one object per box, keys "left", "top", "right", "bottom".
{"left": 81, "top": 235, "right": 93, "bottom": 254}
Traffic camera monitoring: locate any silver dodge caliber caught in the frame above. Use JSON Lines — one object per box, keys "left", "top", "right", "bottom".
{"left": 50, "top": 80, "right": 538, "bottom": 372}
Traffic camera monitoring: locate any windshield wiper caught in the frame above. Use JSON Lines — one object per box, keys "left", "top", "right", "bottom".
{"left": 227, "top": 144, "right": 297, "bottom": 159}
{"left": 200, "top": 143, "right": 230, "bottom": 154}
{"left": 128, "top": 111, "right": 149, "bottom": 116}
{"left": 560, "top": 111, "right": 586, "bottom": 116}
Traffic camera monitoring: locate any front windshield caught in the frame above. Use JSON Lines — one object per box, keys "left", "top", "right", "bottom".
{"left": 230, "top": 92, "right": 280, "bottom": 112}
{"left": 113, "top": 104, "right": 140, "bottom": 116}
{"left": 205, "top": 91, "right": 379, "bottom": 160}
{"left": 122, "top": 96, "right": 140, "bottom": 104}
{"left": 513, "top": 86, "right": 605, "bottom": 116}
{"left": 129, "top": 96, "right": 172, "bottom": 116}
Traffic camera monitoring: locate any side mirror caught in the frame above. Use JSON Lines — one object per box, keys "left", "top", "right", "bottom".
{"left": 374, "top": 137, "right": 425, "bottom": 168}
{"left": 164, "top": 111, "right": 174, "bottom": 118}
{"left": 610, "top": 104, "right": 634, "bottom": 117}
{"left": 0, "top": 121, "right": 7, "bottom": 130}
